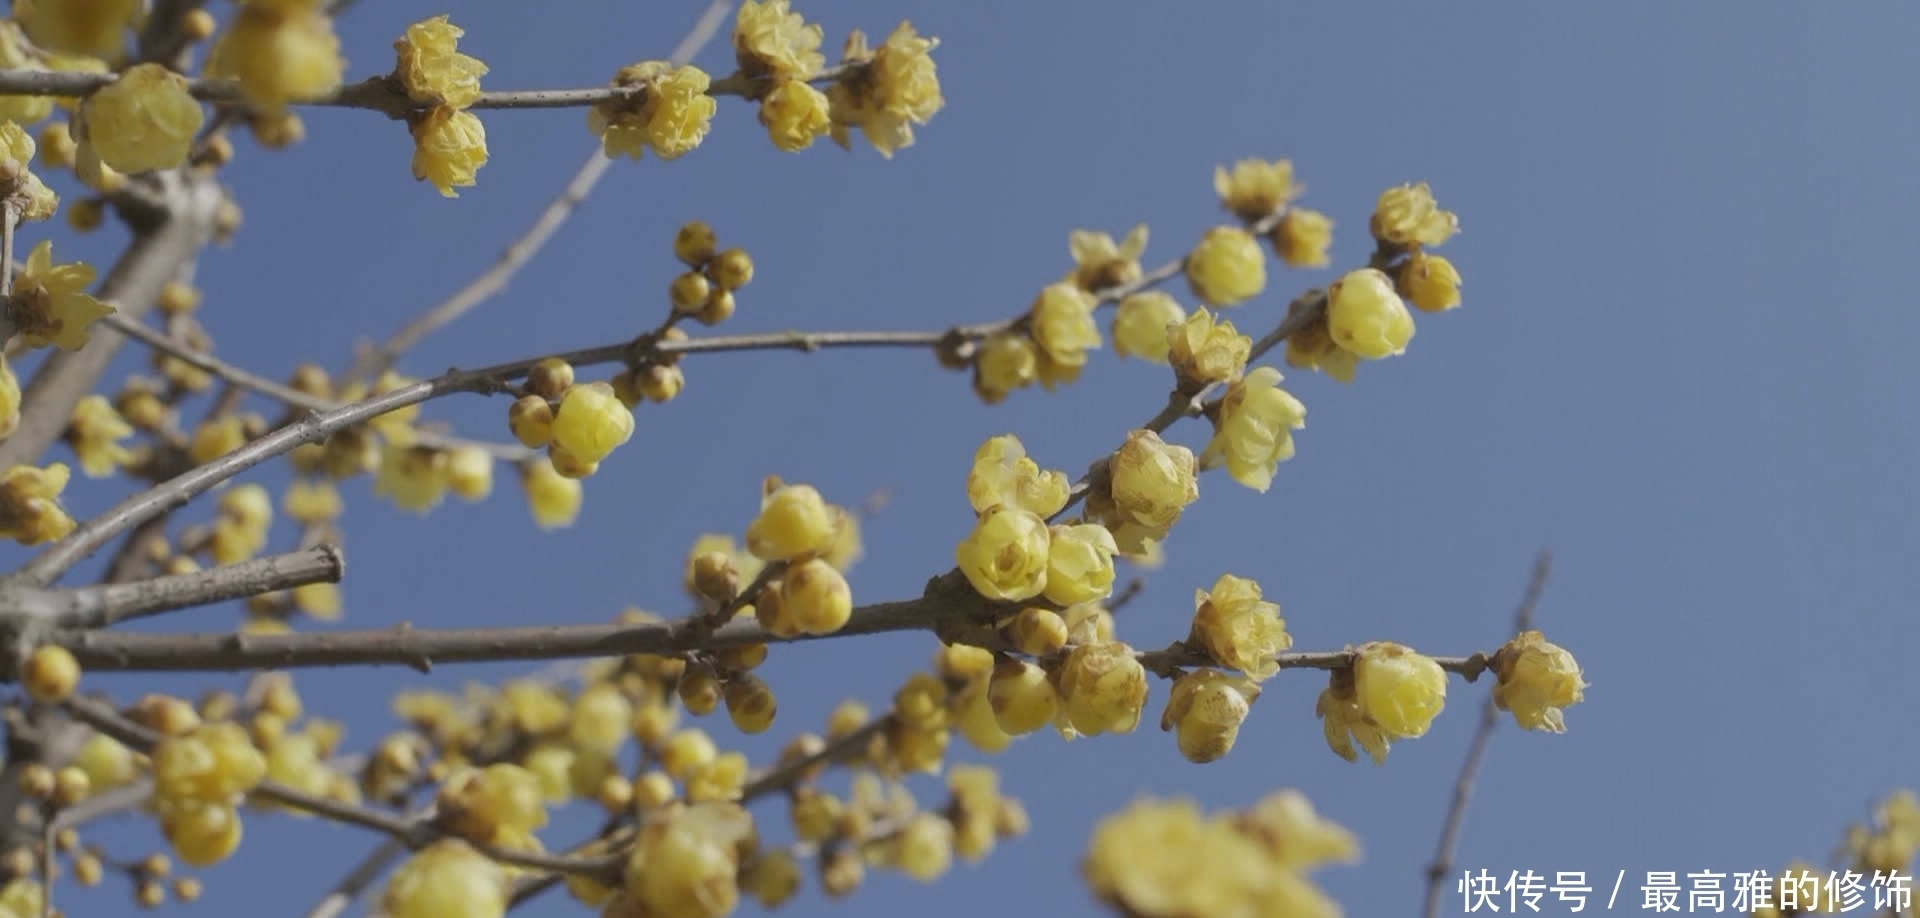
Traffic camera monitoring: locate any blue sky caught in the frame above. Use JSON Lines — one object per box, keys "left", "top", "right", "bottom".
{"left": 5, "top": 1, "right": 1916, "bottom": 916}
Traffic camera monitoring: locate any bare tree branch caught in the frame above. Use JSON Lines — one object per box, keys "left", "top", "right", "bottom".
{"left": 1421, "top": 552, "right": 1554, "bottom": 918}
{"left": 43, "top": 544, "right": 344, "bottom": 629}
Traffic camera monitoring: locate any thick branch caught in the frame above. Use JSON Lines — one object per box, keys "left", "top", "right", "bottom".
{"left": 57, "top": 597, "right": 944, "bottom": 673}
{"left": 45, "top": 544, "right": 344, "bottom": 629}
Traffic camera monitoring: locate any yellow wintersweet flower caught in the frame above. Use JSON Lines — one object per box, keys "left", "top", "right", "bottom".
{"left": 64, "top": 394, "right": 134, "bottom": 477}
{"left": 1188, "top": 573, "right": 1291, "bottom": 681}
{"left": 381, "top": 839, "right": 509, "bottom": 918}
{"left": 445, "top": 446, "right": 493, "bottom": 502}
{"left": 0, "top": 24, "right": 56, "bottom": 125}
{"left": 1161, "top": 668, "right": 1259, "bottom": 763}
{"left": 826, "top": 22, "right": 944, "bottom": 158}
{"left": 0, "top": 462, "right": 76, "bottom": 545}
{"left": 1490, "top": 631, "right": 1587, "bottom": 733}
{"left": 1398, "top": 250, "right": 1462, "bottom": 313}
{"left": 0, "top": 121, "right": 60, "bottom": 223}
{"left": 954, "top": 505, "right": 1051, "bottom": 602}
{"left": 745, "top": 479, "right": 837, "bottom": 562}
{"left": 1042, "top": 523, "right": 1118, "bottom": 606}
{"left": 518, "top": 458, "right": 582, "bottom": 530}
{"left": 971, "top": 333, "right": 1039, "bottom": 405}
{"left": 1282, "top": 318, "right": 1358, "bottom": 384}
{"left": 1167, "top": 308, "right": 1252, "bottom": 390}
{"left": 1054, "top": 641, "right": 1148, "bottom": 736}
{"left": 282, "top": 478, "right": 343, "bottom": 524}
{"left": 965, "top": 434, "right": 1069, "bottom": 518}
{"left": 1109, "top": 291, "right": 1186, "bottom": 364}
{"left": 1184, "top": 226, "right": 1267, "bottom": 307}
{"left": 1351, "top": 642, "right": 1446, "bottom": 739}
{"left": 206, "top": 8, "right": 347, "bottom": 111}
{"left": 10, "top": 240, "right": 115, "bottom": 352}
{"left": 1235, "top": 790, "right": 1362, "bottom": 871}
{"left": 734, "top": 0, "right": 824, "bottom": 83}
{"left": 17, "top": 0, "right": 140, "bottom": 58}
{"left": 1066, "top": 224, "right": 1147, "bottom": 293}
{"left": 78, "top": 63, "right": 206, "bottom": 174}
{"left": 1325, "top": 267, "right": 1414, "bottom": 360}
{"left": 1270, "top": 208, "right": 1333, "bottom": 268}
{"left": 1104, "top": 429, "right": 1199, "bottom": 535}
{"left": 394, "top": 15, "right": 488, "bottom": 109}
{"left": 549, "top": 383, "right": 633, "bottom": 465}
{"left": 1372, "top": 181, "right": 1459, "bottom": 248}
{"left": 758, "top": 79, "right": 832, "bottom": 152}
{"left": 1213, "top": 158, "right": 1299, "bottom": 223}
{"left": 1028, "top": 282, "right": 1100, "bottom": 372}
{"left": 1315, "top": 669, "right": 1389, "bottom": 765}
{"left": 0, "top": 355, "right": 20, "bottom": 438}
{"left": 1203, "top": 366, "right": 1307, "bottom": 493}
{"left": 588, "top": 62, "right": 716, "bottom": 162}
{"left": 374, "top": 444, "right": 450, "bottom": 514}
{"left": 1086, "top": 797, "right": 1345, "bottom": 918}
{"left": 409, "top": 106, "right": 488, "bottom": 198}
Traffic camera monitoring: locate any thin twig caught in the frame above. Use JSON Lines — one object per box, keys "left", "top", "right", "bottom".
{"left": 344, "top": 0, "right": 745, "bottom": 385}
{"left": 301, "top": 837, "right": 408, "bottom": 918}
{"left": 1420, "top": 552, "right": 1554, "bottom": 918}
{"left": 44, "top": 544, "right": 344, "bottom": 629}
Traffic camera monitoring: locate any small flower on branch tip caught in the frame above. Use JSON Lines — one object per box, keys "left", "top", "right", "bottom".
{"left": 589, "top": 62, "right": 717, "bottom": 162}
{"left": 1351, "top": 641, "right": 1447, "bottom": 739}
{"left": 825, "top": 21, "right": 944, "bottom": 158}
{"left": 1202, "top": 366, "right": 1306, "bottom": 493}
{"left": 394, "top": 14, "right": 488, "bottom": 110}
{"left": 1185, "top": 225, "right": 1267, "bottom": 307}
{"left": 757, "top": 80, "right": 833, "bottom": 152}
{"left": 7, "top": 240, "right": 114, "bottom": 352}
{"left": 1325, "top": 267, "right": 1414, "bottom": 360}
{"left": 1491, "top": 630, "right": 1587, "bottom": 733}
{"left": 1398, "top": 250, "right": 1463, "bottom": 313}
{"left": 1067, "top": 224, "right": 1148, "bottom": 292}
{"left": 1167, "top": 307, "right": 1252, "bottom": 391}
{"left": 735, "top": 0, "right": 826, "bottom": 85}
{"left": 746, "top": 477, "right": 839, "bottom": 562}
{"left": 1270, "top": 208, "right": 1333, "bottom": 268}
{"left": 1029, "top": 282, "right": 1101, "bottom": 374}
{"left": 1371, "top": 181, "right": 1459, "bottom": 249}
{"left": 1214, "top": 158, "right": 1301, "bottom": 223}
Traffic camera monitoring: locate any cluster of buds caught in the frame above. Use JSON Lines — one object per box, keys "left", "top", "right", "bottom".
{"left": 507, "top": 358, "right": 635, "bottom": 479}
{"left": 667, "top": 221, "right": 754, "bottom": 326}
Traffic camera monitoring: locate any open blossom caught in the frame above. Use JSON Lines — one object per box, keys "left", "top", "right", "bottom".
{"left": 734, "top": 0, "right": 824, "bottom": 82}
{"left": 826, "top": 21, "right": 944, "bottom": 157}
{"left": 955, "top": 505, "right": 1051, "bottom": 602}
{"left": 1371, "top": 181, "right": 1459, "bottom": 248}
{"left": 1067, "top": 224, "right": 1148, "bottom": 292}
{"left": 9, "top": 241, "right": 114, "bottom": 352}
{"left": 78, "top": 63, "right": 206, "bottom": 173}
{"left": 1028, "top": 283, "right": 1101, "bottom": 371}
{"left": 965, "top": 435, "right": 1069, "bottom": 517}
{"left": 1202, "top": 367, "right": 1307, "bottom": 492}
{"left": 758, "top": 79, "right": 832, "bottom": 152}
{"left": 1167, "top": 308, "right": 1252, "bottom": 390}
{"left": 1188, "top": 574, "right": 1291, "bottom": 680}
{"left": 1214, "top": 158, "right": 1300, "bottom": 222}
{"left": 589, "top": 62, "right": 717, "bottom": 161}
{"left": 410, "top": 107, "right": 488, "bottom": 197}
{"left": 394, "top": 15, "right": 489, "bottom": 109}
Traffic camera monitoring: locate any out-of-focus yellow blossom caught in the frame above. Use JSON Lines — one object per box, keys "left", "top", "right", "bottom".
{"left": 410, "top": 106, "right": 488, "bottom": 198}
{"left": 381, "top": 839, "right": 508, "bottom": 918}
{"left": 393, "top": 15, "right": 488, "bottom": 109}
{"left": 588, "top": 62, "right": 716, "bottom": 162}
{"left": 1043, "top": 523, "right": 1118, "bottom": 606}
{"left": 1352, "top": 642, "right": 1446, "bottom": 739}
{"left": 0, "top": 462, "right": 76, "bottom": 545}
{"left": 1161, "top": 669, "right": 1259, "bottom": 763}
{"left": 1315, "top": 670, "right": 1389, "bottom": 766}
{"left": 988, "top": 658, "right": 1056, "bottom": 736}
{"left": 1188, "top": 574, "right": 1291, "bottom": 681}
{"left": 951, "top": 676, "right": 1011, "bottom": 753}
{"left": 0, "top": 24, "right": 56, "bottom": 125}
{"left": 746, "top": 478, "right": 837, "bottom": 561}
{"left": 0, "top": 121, "right": 58, "bottom": 223}
{"left": 76, "top": 64, "right": 205, "bottom": 174}
{"left": 1203, "top": 367, "right": 1306, "bottom": 493}
{"left": 622, "top": 802, "right": 754, "bottom": 918}
{"left": 971, "top": 333, "right": 1038, "bottom": 404}
{"left": 16, "top": 0, "right": 139, "bottom": 58}
{"left": 1110, "top": 291, "right": 1186, "bottom": 364}
{"left": 1325, "top": 267, "right": 1414, "bottom": 360}
{"left": 1270, "top": 208, "right": 1333, "bottom": 268}
{"left": 757, "top": 79, "right": 831, "bottom": 152}
{"left": 36, "top": 122, "right": 75, "bottom": 169}
{"left": 1067, "top": 224, "right": 1147, "bottom": 292}
{"left": 1371, "top": 181, "right": 1458, "bottom": 248}
{"left": 1184, "top": 226, "right": 1267, "bottom": 308}
{"left": 10, "top": 241, "right": 114, "bottom": 352}
{"left": 825, "top": 21, "right": 944, "bottom": 158}
{"left": 734, "top": 0, "right": 824, "bottom": 82}
{"left": 64, "top": 394, "right": 134, "bottom": 477}
{"left": 1282, "top": 318, "right": 1359, "bottom": 384}
{"left": 1398, "top": 250, "right": 1462, "bottom": 313}
{"left": 783, "top": 557, "right": 852, "bottom": 635}
{"left": 1028, "top": 282, "right": 1101, "bottom": 373}
{"left": 1234, "top": 790, "right": 1362, "bottom": 871}
{"left": 283, "top": 479, "right": 342, "bottom": 524}
{"left": 206, "top": 8, "right": 347, "bottom": 111}
{"left": 518, "top": 458, "right": 582, "bottom": 530}
{"left": 1084, "top": 796, "right": 1347, "bottom": 918}
{"left": 1053, "top": 641, "right": 1148, "bottom": 736}
{"left": 966, "top": 434, "right": 1069, "bottom": 517}
{"left": 374, "top": 444, "right": 450, "bottom": 514}
{"left": 1490, "top": 631, "right": 1586, "bottom": 733}
{"left": 297, "top": 580, "right": 345, "bottom": 619}
{"left": 445, "top": 446, "right": 493, "bottom": 501}
{"left": 1166, "top": 308, "right": 1251, "bottom": 390}
{"left": 820, "top": 505, "right": 863, "bottom": 572}
{"left": 1214, "top": 158, "right": 1299, "bottom": 223}
{"left": 0, "top": 356, "right": 20, "bottom": 439}
{"left": 955, "top": 505, "right": 1051, "bottom": 602}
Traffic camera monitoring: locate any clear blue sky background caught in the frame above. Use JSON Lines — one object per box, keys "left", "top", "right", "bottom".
{"left": 4, "top": 1, "right": 1916, "bottom": 916}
